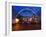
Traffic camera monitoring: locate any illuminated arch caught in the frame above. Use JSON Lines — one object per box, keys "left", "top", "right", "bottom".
{"left": 16, "top": 8, "right": 37, "bottom": 17}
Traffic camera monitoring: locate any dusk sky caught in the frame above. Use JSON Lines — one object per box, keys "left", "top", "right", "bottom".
{"left": 12, "top": 6, "right": 41, "bottom": 18}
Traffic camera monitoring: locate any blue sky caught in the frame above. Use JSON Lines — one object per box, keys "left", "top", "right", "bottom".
{"left": 12, "top": 6, "right": 41, "bottom": 18}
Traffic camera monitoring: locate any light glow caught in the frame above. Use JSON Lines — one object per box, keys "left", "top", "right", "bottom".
{"left": 15, "top": 18, "right": 19, "bottom": 23}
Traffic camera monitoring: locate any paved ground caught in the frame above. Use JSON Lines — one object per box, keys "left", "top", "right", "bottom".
{"left": 12, "top": 23, "right": 41, "bottom": 31}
